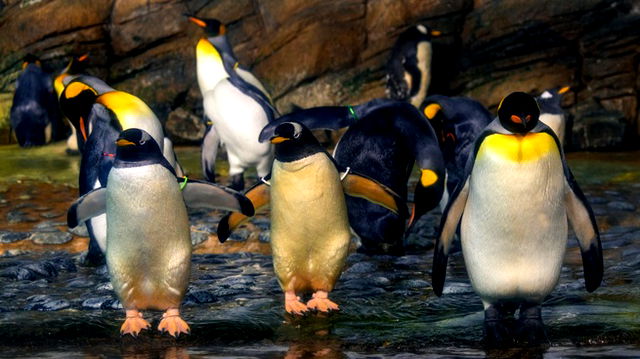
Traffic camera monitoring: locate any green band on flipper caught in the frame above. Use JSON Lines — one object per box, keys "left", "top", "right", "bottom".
{"left": 180, "top": 176, "right": 188, "bottom": 191}
{"left": 348, "top": 105, "right": 358, "bottom": 121}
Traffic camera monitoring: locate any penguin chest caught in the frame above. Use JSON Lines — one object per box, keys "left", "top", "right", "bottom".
{"left": 270, "top": 154, "right": 351, "bottom": 292}
{"left": 203, "top": 81, "right": 272, "bottom": 162}
{"left": 462, "top": 132, "right": 568, "bottom": 302}
{"left": 105, "top": 165, "right": 191, "bottom": 310}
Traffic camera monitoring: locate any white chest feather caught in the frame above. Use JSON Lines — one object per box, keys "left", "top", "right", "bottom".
{"left": 409, "top": 42, "right": 432, "bottom": 108}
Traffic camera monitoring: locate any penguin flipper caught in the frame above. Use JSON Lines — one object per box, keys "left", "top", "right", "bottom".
{"left": 341, "top": 172, "right": 408, "bottom": 217}
{"left": 67, "top": 187, "right": 107, "bottom": 229}
{"left": 201, "top": 122, "right": 220, "bottom": 182}
{"left": 433, "top": 178, "right": 470, "bottom": 296}
{"left": 180, "top": 178, "right": 254, "bottom": 216}
{"left": 217, "top": 179, "right": 271, "bottom": 243}
{"left": 564, "top": 176, "right": 603, "bottom": 293}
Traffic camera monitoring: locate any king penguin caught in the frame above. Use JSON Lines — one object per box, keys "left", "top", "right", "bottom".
{"left": 59, "top": 75, "right": 184, "bottom": 265}
{"left": 537, "top": 86, "right": 570, "bottom": 146}
{"left": 432, "top": 92, "right": 603, "bottom": 346}
{"left": 386, "top": 25, "right": 441, "bottom": 108}
{"left": 10, "top": 54, "right": 62, "bottom": 147}
{"left": 188, "top": 15, "right": 276, "bottom": 189}
{"left": 217, "top": 121, "right": 406, "bottom": 314}
{"left": 67, "top": 128, "right": 254, "bottom": 336}
{"left": 420, "top": 95, "right": 492, "bottom": 206}
{"left": 259, "top": 99, "right": 445, "bottom": 255}
{"left": 53, "top": 53, "right": 90, "bottom": 155}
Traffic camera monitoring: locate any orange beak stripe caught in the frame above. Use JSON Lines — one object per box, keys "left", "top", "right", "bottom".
{"left": 407, "top": 203, "right": 417, "bottom": 228}
{"left": 78, "top": 53, "right": 89, "bottom": 62}
{"left": 79, "top": 116, "right": 88, "bottom": 142}
{"left": 511, "top": 115, "right": 523, "bottom": 124}
{"left": 189, "top": 17, "right": 206, "bottom": 28}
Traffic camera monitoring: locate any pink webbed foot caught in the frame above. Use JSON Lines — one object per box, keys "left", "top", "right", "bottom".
{"left": 306, "top": 291, "right": 339, "bottom": 312}
{"left": 120, "top": 309, "right": 151, "bottom": 337}
{"left": 158, "top": 308, "right": 190, "bottom": 337}
{"left": 285, "top": 291, "right": 309, "bottom": 315}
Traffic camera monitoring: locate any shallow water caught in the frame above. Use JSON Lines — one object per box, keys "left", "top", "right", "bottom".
{"left": 0, "top": 141, "right": 639, "bottom": 358}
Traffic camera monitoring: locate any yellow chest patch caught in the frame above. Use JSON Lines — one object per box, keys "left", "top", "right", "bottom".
{"left": 96, "top": 91, "right": 155, "bottom": 127}
{"left": 196, "top": 38, "right": 222, "bottom": 63}
{"left": 477, "top": 132, "right": 558, "bottom": 163}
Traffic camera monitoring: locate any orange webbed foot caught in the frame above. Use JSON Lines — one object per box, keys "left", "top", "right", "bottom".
{"left": 306, "top": 291, "right": 339, "bottom": 312}
{"left": 120, "top": 309, "right": 151, "bottom": 337}
{"left": 158, "top": 308, "right": 190, "bottom": 337}
{"left": 285, "top": 291, "right": 309, "bottom": 315}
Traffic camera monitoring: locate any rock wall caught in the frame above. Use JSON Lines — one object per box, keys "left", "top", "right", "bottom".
{"left": 0, "top": 0, "right": 638, "bottom": 149}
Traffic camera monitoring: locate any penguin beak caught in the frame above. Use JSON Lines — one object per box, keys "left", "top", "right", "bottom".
{"left": 188, "top": 16, "right": 207, "bottom": 28}
{"left": 270, "top": 136, "right": 289, "bottom": 144}
{"left": 431, "top": 30, "right": 442, "bottom": 37}
{"left": 78, "top": 53, "right": 89, "bottom": 62}
{"left": 116, "top": 139, "right": 136, "bottom": 147}
{"left": 511, "top": 115, "right": 528, "bottom": 129}
{"left": 559, "top": 86, "right": 571, "bottom": 94}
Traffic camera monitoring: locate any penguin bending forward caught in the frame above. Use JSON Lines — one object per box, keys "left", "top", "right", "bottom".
{"left": 259, "top": 99, "right": 445, "bottom": 255}
{"left": 432, "top": 92, "right": 603, "bottom": 346}
{"left": 67, "top": 129, "right": 254, "bottom": 337}
{"left": 217, "top": 122, "right": 406, "bottom": 314}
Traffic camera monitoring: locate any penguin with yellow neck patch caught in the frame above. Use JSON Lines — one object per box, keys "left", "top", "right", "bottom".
{"left": 386, "top": 25, "right": 441, "bottom": 108}
{"left": 432, "top": 92, "right": 603, "bottom": 346}
{"left": 188, "top": 15, "right": 275, "bottom": 188}
{"left": 67, "top": 128, "right": 254, "bottom": 337}
{"left": 217, "top": 121, "right": 406, "bottom": 314}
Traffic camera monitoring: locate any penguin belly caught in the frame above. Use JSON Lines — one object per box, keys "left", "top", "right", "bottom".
{"left": 539, "top": 113, "right": 565, "bottom": 144}
{"left": 270, "top": 153, "right": 351, "bottom": 293}
{"left": 461, "top": 134, "right": 567, "bottom": 306}
{"left": 203, "top": 81, "right": 273, "bottom": 175}
{"left": 409, "top": 41, "right": 432, "bottom": 108}
{"left": 105, "top": 165, "right": 191, "bottom": 311}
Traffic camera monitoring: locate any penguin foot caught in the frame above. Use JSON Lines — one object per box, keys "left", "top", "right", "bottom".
{"left": 230, "top": 173, "right": 245, "bottom": 191}
{"left": 120, "top": 310, "right": 151, "bottom": 337}
{"left": 285, "top": 291, "right": 308, "bottom": 315}
{"left": 158, "top": 308, "right": 190, "bottom": 337}
{"left": 515, "top": 304, "right": 548, "bottom": 346}
{"left": 306, "top": 291, "right": 339, "bottom": 312}
{"left": 482, "top": 306, "right": 513, "bottom": 348}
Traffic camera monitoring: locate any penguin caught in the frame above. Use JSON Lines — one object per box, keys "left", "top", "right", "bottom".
{"left": 53, "top": 53, "right": 90, "bottom": 155}
{"left": 261, "top": 100, "right": 444, "bottom": 255}
{"left": 10, "top": 54, "right": 62, "bottom": 147}
{"left": 536, "top": 86, "right": 570, "bottom": 145}
{"left": 67, "top": 128, "right": 254, "bottom": 336}
{"left": 386, "top": 25, "right": 441, "bottom": 108}
{"left": 217, "top": 121, "right": 406, "bottom": 314}
{"left": 59, "top": 75, "right": 184, "bottom": 264}
{"left": 188, "top": 15, "right": 276, "bottom": 189}
{"left": 432, "top": 92, "right": 603, "bottom": 346}
{"left": 420, "top": 95, "right": 492, "bottom": 205}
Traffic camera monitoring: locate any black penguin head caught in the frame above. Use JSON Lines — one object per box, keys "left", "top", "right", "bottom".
{"left": 187, "top": 15, "right": 226, "bottom": 37}
{"left": 115, "top": 128, "right": 163, "bottom": 163}
{"left": 59, "top": 81, "right": 99, "bottom": 145}
{"left": 537, "top": 86, "right": 570, "bottom": 114}
{"left": 22, "top": 54, "right": 40, "bottom": 69}
{"left": 497, "top": 92, "right": 540, "bottom": 134}
{"left": 269, "top": 122, "right": 323, "bottom": 162}
{"left": 66, "top": 53, "right": 89, "bottom": 74}
{"left": 415, "top": 24, "right": 442, "bottom": 39}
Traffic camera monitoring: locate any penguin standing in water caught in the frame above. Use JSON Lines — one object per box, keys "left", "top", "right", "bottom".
{"left": 218, "top": 122, "right": 405, "bottom": 314}
{"left": 258, "top": 100, "right": 445, "bottom": 255}
{"left": 188, "top": 15, "right": 276, "bottom": 189}
{"left": 432, "top": 92, "right": 603, "bottom": 346}
{"left": 537, "top": 86, "right": 570, "bottom": 146}
{"left": 10, "top": 54, "right": 62, "bottom": 147}
{"left": 386, "top": 25, "right": 441, "bottom": 108}
{"left": 53, "top": 53, "right": 90, "bottom": 155}
{"left": 420, "top": 95, "right": 492, "bottom": 204}
{"left": 59, "top": 75, "right": 183, "bottom": 264}
{"left": 68, "top": 129, "right": 254, "bottom": 336}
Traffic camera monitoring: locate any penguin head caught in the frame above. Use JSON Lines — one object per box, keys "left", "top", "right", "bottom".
{"left": 415, "top": 24, "right": 442, "bottom": 39}
{"left": 187, "top": 15, "right": 226, "bottom": 37}
{"left": 115, "top": 128, "right": 163, "bottom": 163}
{"left": 497, "top": 92, "right": 540, "bottom": 134}
{"left": 268, "top": 122, "right": 323, "bottom": 162}
{"left": 22, "top": 54, "right": 41, "bottom": 69}
{"left": 67, "top": 53, "right": 89, "bottom": 74}
{"left": 59, "top": 81, "right": 99, "bottom": 144}
{"left": 537, "top": 86, "right": 570, "bottom": 113}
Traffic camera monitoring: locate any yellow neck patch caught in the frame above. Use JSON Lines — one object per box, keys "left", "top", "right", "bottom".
{"left": 96, "top": 91, "right": 154, "bottom": 127}
{"left": 54, "top": 74, "right": 69, "bottom": 98}
{"left": 478, "top": 132, "right": 558, "bottom": 163}
{"left": 63, "top": 81, "right": 97, "bottom": 99}
{"left": 196, "top": 38, "right": 222, "bottom": 63}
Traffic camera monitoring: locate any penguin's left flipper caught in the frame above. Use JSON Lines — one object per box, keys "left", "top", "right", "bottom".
{"left": 67, "top": 187, "right": 107, "bottom": 229}
{"left": 341, "top": 171, "right": 408, "bottom": 217}
{"left": 564, "top": 172, "right": 603, "bottom": 292}
{"left": 432, "top": 178, "right": 470, "bottom": 296}
{"left": 179, "top": 178, "right": 255, "bottom": 216}
{"left": 217, "top": 178, "right": 271, "bottom": 243}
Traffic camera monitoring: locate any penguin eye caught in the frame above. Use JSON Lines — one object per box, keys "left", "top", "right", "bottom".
{"left": 293, "top": 132, "right": 301, "bottom": 139}
{"left": 139, "top": 139, "right": 146, "bottom": 145}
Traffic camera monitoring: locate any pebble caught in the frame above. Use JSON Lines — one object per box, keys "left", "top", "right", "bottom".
{"left": 23, "top": 295, "right": 70, "bottom": 311}
{"left": 39, "top": 211, "right": 63, "bottom": 219}
{"left": 607, "top": 201, "right": 636, "bottom": 211}
{"left": 66, "top": 278, "right": 95, "bottom": 288}
{"left": 7, "top": 210, "right": 36, "bottom": 223}
{"left": 191, "top": 225, "right": 211, "bottom": 246}
{"left": 0, "top": 231, "right": 30, "bottom": 243}
{"left": 228, "top": 229, "right": 250, "bottom": 242}
{"left": 29, "top": 231, "right": 73, "bottom": 245}
{"left": 345, "top": 261, "right": 378, "bottom": 274}
{"left": 33, "top": 221, "right": 64, "bottom": 233}
{"left": 258, "top": 230, "right": 270, "bottom": 243}
{"left": 399, "top": 279, "right": 431, "bottom": 289}
{"left": 82, "top": 296, "right": 117, "bottom": 309}
{"left": 185, "top": 290, "right": 217, "bottom": 304}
